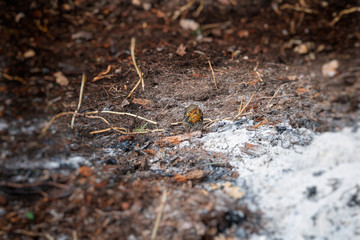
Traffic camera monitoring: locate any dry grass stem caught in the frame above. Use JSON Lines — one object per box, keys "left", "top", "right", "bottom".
{"left": 329, "top": 7, "right": 360, "bottom": 26}
{"left": 280, "top": 3, "right": 316, "bottom": 14}
{"left": 193, "top": 0, "right": 204, "bottom": 17}
{"left": 151, "top": 190, "right": 167, "bottom": 240}
{"left": 100, "top": 110, "right": 157, "bottom": 124}
{"left": 172, "top": 0, "right": 195, "bottom": 21}
{"left": 170, "top": 121, "right": 183, "bottom": 126}
{"left": 72, "top": 231, "right": 78, "bottom": 240}
{"left": 90, "top": 127, "right": 128, "bottom": 135}
{"left": 90, "top": 127, "right": 164, "bottom": 135}
{"left": 14, "top": 229, "right": 54, "bottom": 240}
{"left": 208, "top": 60, "right": 218, "bottom": 89}
{"left": 92, "top": 65, "right": 112, "bottom": 82}
{"left": 266, "top": 83, "right": 287, "bottom": 109}
{"left": 253, "top": 63, "right": 264, "bottom": 82}
{"left": 250, "top": 119, "right": 268, "bottom": 129}
{"left": 40, "top": 110, "right": 158, "bottom": 137}
{"left": 203, "top": 117, "right": 232, "bottom": 128}
{"left": 127, "top": 74, "right": 143, "bottom": 98}
{"left": 131, "top": 37, "right": 144, "bottom": 90}
{"left": 1, "top": 72, "right": 27, "bottom": 84}
{"left": 71, "top": 73, "right": 86, "bottom": 129}
{"left": 238, "top": 96, "right": 244, "bottom": 115}
{"left": 233, "top": 93, "right": 255, "bottom": 120}
{"left": 202, "top": 21, "right": 230, "bottom": 30}
{"left": 85, "top": 115, "right": 112, "bottom": 126}
{"left": 40, "top": 111, "right": 75, "bottom": 138}
{"left": 92, "top": 74, "right": 114, "bottom": 82}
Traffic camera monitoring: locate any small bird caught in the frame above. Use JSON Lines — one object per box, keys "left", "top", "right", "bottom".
{"left": 183, "top": 104, "right": 203, "bottom": 128}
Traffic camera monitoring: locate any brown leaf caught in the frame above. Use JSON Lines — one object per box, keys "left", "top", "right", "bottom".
{"left": 143, "top": 149, "right": 157, "bottom": 155}
{"left": 155, "top": 131, "right": 201, "bottom": 147}
{"left": 78, "top": 166, "right": 92, "bottom": 177}
{"left": 287, "top": 75, "right": 297, "bottom": 81}
{"left": 54, "top": 71, "right": 69, "bottom": 86}
{"left": 132, "top": 98, "right": 154, "bottom": 107}
{"left": 221, "top": 182, "right": 245, "bottom": 200}
{"left": 244, "top": 142, "right": 259, "bottom": 150}
{"left": 173, "top": 170, "right": 207, "bottom": 183}
{"left": 0, "top": 195, "right": 7, "bottom": 206}
{"left": 71, "top": 30, "right": 93, "bottom": 40}
{"left": 23, "top": 49, "right": 36, "bottom": 58}
{"left": 117, "top": 135, "right": 133, "bottom": 142}
{"left": 322, "top": 60, "right": 339, "bottom": 78}
{"left": 103, "top": 165, "right": 119, "bottom": 173}
{"left": 297, "top": 88, "right": 309, "bottom": 94}
{"left": 176, "top": 44, "right": 186, "bottom": 56}
{"left": 237, "top": 30, "right": 249, "bottom": 39}
{"left": 120, "top": 99, "right": 130, "bottom": 107}
{"left": 192, "top": 73, "right": 207, "bottom": 78}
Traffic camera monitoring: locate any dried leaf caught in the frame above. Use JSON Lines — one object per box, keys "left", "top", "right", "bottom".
{"left": 192, "top": 73, "right": 207, "bottom": 78}
{"left": 132, "top": 98, "right": 154, "bottom": 107}
{"left": 297, "top": 88, "right": 309, "bottom": 94}
{"left": 176, "top": 44, "right": 187, "bottom": 56}
{"left": 54, "top": 71, "right": 69, "bottom": 86}
{"left": 179, "top": 19, "right": 199, "bottom": 31}
{"left": 143, "top": 149, "right": 157, "bottom": 155}
{"left": 155, "top": 131, "right": 201, "bottom": 147}
{"left": 173, "top": 170, "right": 207, "bottom": 183}
{"left": 221, "top": 182, "right": 245, "bottom": 200}
{"left": 78, "top": 166, "right": 92, "bottom": 177}
{"left": 117, "top": 135, "right": 133, "bottom": 142}
{"left": 120, "top": 99, "right": 130, "bottom": 107}
{"left": 287, "top": 75, "right": 297, "bottom": 81}
{"left": 294, "top": 44, "right": 308, "bottom": 54}
{"left": 23, "top": 49, "right": 36, "bottom": 58}
{"left": 71, "top": 31, "right": 93, "bottom": 40}
{"left": 322, "top": 60, "right": 339, "bottom": 77}
{"left": 15, "top": 12, "right": 25, "bottom": 23}
{"left": 237, "top": 30, "right": 249, "bottom": 38}
{"left": 244, "top": 142, "right": 259, "bottom": 150}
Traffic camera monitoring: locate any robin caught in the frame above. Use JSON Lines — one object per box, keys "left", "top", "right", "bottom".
{"left": 183, "top": 104, "right": 203, "bottom": 128}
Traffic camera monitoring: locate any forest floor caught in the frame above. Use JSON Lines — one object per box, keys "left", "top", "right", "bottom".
{"left": 0, "top": 1, "right": 359, "bottom": 239}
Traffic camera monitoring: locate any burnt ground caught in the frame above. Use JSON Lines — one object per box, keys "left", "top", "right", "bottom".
{"left": 0, "top": 0, "right": 359, "bottom": 239}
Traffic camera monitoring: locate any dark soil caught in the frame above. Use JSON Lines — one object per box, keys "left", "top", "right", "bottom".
{"left": 0, "top": 0, "right": 359, "bottom": 239}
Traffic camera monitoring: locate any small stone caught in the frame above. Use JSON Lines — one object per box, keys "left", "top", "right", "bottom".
{"left": 105, "top": 158, "right": 116, "bottom": 165}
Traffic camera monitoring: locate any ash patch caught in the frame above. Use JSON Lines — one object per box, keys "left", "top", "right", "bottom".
{"left": 200, "top": 120, "right": 360, "bottom": 239}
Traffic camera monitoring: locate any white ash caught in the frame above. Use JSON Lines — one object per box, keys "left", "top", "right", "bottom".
{"left": 200, "top": 120, "right": 360, "bottom": 240}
